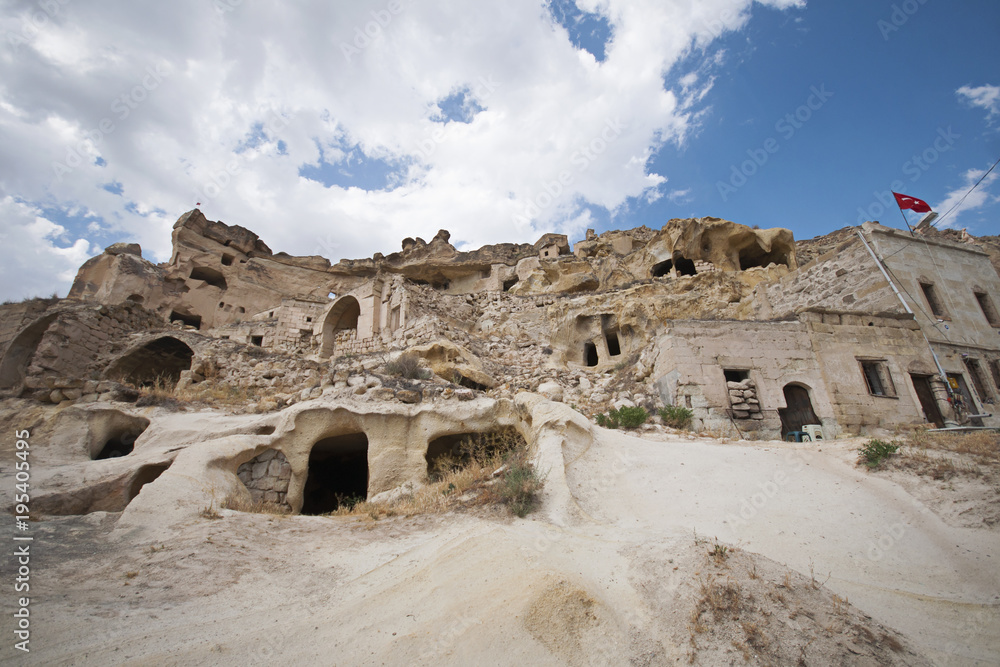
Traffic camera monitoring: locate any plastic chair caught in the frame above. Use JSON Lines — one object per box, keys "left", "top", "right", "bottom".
{"left": 802, "top": 424, "right": 825, "bottom": 441}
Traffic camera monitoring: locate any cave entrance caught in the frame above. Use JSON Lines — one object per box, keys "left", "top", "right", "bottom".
{"left": 503, "top": 276, "right": 519, "bottom": 292}
{"left": 106, "top": 337, "right": 194, "bottom": 387}
{"left": 651, "top": 259, "right": 673, "bottom": 277}
{"left": 96, "top": 433, "right": 137, "bottom": 460}
{"left": 127, "top": 463, "right": 171, "bottom": 502}
{"left": 302, "top": 433, "right": 369, "bottom": 514}
{"left": 425, "top": 429, "right": 524, "bottom": 479}
{"left": 190, "top": 266, "right": 228, "bottom": 290}
{"left": 169, "top": 310, "right": 202, "bottom": 329}
{"left": 739, "top": 242, "right": 789, "bottom": 270}
{"left": 584, "top": 342, "right": 599, "bottom": 367}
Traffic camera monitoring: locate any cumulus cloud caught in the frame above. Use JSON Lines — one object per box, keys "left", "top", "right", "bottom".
{"left": 0, "top": 197, "right": 97, "bottom": 301}
{"left": 0, "top": 0, "right": 805, "bottom": 296}
{"left": 933, "top": 166, "right": 999, "bottom": 229}
{"left": 956, "top": 84, "right": 1000, "bottom": 121}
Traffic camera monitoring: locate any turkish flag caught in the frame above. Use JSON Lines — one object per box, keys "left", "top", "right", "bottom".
{"left": 892, "top": 192, "right": 932, "bottom": 213}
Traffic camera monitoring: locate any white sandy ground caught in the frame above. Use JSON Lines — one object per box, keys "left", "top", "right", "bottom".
{"left": 0, "top": 394, "right": 997, "bottom": 665}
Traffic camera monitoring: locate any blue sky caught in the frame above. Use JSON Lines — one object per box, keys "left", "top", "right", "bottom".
{"left": 0, "top": 0, "right": 998, "bottom": 301}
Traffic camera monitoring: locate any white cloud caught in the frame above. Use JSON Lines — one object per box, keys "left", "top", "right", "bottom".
{"left": 0, "top": 197, "right": 97, "bottom": 301}
{"left": 933, "top": 166, "right": 999, "bottom": 229}
{"left": 956, "top": 84, "right": 1000, "bottom": 121}
{"left": 0, "top": 0, "right": 804, "bottom": 292}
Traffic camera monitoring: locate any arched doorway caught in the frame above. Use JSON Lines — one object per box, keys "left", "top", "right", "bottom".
{"left": 779, "top": 383, "right": 820, "bottom": 438}
{"left": 0, "top": 313, "right": 58, "bottom": 391}
{"left": 105, "top": 337, "right": 194, "bottom": 386}
{"left": 320, "top": 296, "right": 361, "bottom": 357}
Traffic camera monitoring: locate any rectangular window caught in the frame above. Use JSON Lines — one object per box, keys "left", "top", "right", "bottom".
{"left": 723, "top": 369, "right": 750, "bottom": 383}
{"left": 250, "top": 335, "right": 263, "bottom": 347}
{"left": 964, "top": 358, "right": 994, "bottom": 404}
{"left": 919, "top": 283, "right": 948, "bottom": 319}
{"left": 859, "top": 359, "right": 896, "bottom": 397}
{"left": 974, "top": 292, "right": 1000, "bottom": 327}
{"left": 990, "top": 359, "right": 1000, "bottom": 392}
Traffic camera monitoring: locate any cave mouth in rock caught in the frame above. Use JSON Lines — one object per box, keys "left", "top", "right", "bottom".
{"left": 301, "top": 433, "right": 369, "bottom": 515}
{"left": 425, "top": 429, "right": 525, "bottom": 479}
{"left": 107, "top": 337, "right": 194, "bottom": 387}
{"left": 127, "top": 463, "right": 171, "bottom": 502}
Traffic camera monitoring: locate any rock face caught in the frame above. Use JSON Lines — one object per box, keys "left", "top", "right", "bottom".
{"left": 4, "top": 210, "right": 999, "bottom": 442}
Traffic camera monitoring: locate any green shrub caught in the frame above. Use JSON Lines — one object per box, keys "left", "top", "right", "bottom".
{"left": 595, "top": 405, "right": 649, "bottom": 430}
{"left": 659, "top": 405, "right": 693, "bottom": 429}
{"left": 858, "top": 439, "right": 900, "bottom": 469}
{"left": 499, "top": 450, "right": 546, "bottom": 517}
{"left": 384, "top": 352, "right": 430, "bottom": 379}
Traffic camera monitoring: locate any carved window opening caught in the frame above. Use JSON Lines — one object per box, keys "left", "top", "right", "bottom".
{"left": 919, "top": 283, "right": 948, "bottom": 319}
{"left": 169, "top": 310, "right": 201, "bottom": 329}
{"left": 190, "top": 266, "right": 228, "bottom": 290}
{"left": 974, "top": 291, "right": 1000, "bottom": 327}
{"left": 605, "top": 332, "right": 621, "bottom": 357}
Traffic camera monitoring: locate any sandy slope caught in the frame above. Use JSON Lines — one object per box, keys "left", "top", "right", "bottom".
{"left": 1, "top": 396, "right": 997, "bottom": 665}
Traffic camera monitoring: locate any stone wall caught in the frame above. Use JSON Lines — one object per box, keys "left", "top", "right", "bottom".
{"left": 754, "top": 235, "right": 900, "bottom": 319}
{"left": 0, "top": 302, "right": 164, "bottom": 395}
{"left": 237, "top": 449, "right": 292, "bottom": 508}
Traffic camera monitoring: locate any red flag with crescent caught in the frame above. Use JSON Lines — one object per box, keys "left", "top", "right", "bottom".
{"left": 892, "top": 192, "right": 931, "bottom": 213}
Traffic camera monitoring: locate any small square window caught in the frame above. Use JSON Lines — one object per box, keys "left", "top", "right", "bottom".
{"left": 859, "top": 359, "right": 896, "bottom": 397}
{"left": 724, "top": 369, "right": 750, "bottom": 383}
{"left": 250, "top": 335, "right": 263, "bottom": 347}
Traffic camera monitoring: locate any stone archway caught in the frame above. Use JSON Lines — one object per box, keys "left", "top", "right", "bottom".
{"left": 320, "top": 296, "right": 361, "bottom": 358}
{"left": 0, "top": 313, "right": 59, "bottom": 392}
{"left": 105, "top": 336, "right": 194, "bottom": 386}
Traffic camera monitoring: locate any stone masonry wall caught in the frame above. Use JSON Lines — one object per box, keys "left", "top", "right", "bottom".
{"left": 754, "top": 235, "right": 900, "bottom": 319}
{"left": 237, "top": 449, "right": 292, "bottom": 508}
{"left": 18, "top": 303, "right": 164, "bottom": 392}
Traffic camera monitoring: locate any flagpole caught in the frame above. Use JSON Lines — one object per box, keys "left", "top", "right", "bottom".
{"left": 898, "top": 206, "right": 914, "bottom": 235}
{"left": 891, "top": 192, "right": 916, "bottom": 235}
